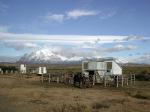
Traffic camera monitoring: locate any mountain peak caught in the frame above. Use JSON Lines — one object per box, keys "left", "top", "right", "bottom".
{"left": 18, "top": 48, "right": 83, "bottom": 63}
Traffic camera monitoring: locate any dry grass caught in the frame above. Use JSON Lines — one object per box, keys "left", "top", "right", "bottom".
{"left": 0, "top": 75, "right": 150, "bottom": 112}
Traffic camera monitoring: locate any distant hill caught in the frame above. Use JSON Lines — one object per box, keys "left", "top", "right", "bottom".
{"left": 0, "top": 56, "right": 19, "bottom": 63}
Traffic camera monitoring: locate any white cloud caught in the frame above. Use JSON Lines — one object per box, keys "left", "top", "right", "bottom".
{"left": 45, "top": 14, "right": 65, "bottom": 23}
{"left": 44, "top": 9, "right": 99, "bottom": 22}
{"left": 123, "top": 35, "right": 143, "bottom": 41}
{"left": 3, "top": 41, "right": 38, "bottom": 50}
{"left": 0, "top": 32, "right": 128, "bottom": 43}
{"left": 66, "top": 9, "right": 98, "bottom": 19}
{"left": 0, "top": 26, "right": 9, "bottom": 32}
{"left": 1, "top": 31, "right": 149, "bottom": 64}
{"left": 120, "top": 53, "right": 150, "bottom": 64}
{"left": 99, "top": 11, "right": 116, "bottom": 19}
{"left": 0, "top": 32, "right": 147, "bottom": 59}
{"left": 127, "top": 45, "right": 137, "bottom": 49}
{"left": 42, "top": 44, "right": 137, "bottom": 58}
{"left": 103, "top": 44, "right": 137, "bottom": 52}
{"left": 43, "top": 9, "right": 119, "bottom": 23}
{"left": 49, "top": 46, "right": 99, "bottom": 58}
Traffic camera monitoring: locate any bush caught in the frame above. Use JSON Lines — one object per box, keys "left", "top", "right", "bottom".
{"left": 126, "top": 90, "right": 150, "bottom": 100}
{"left": 51, "top": 103, "right": 91, "bottom": 112}
{"left": 0, "top": 66, "right": 18, "bottom": 72}
{"left": 136, "top": 73, "right": 150, "bottom": 81}
{"left": 92, "top": 102, "right": 110, "bottom": 109}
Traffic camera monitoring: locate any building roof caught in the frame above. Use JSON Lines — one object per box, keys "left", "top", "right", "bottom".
{"left": 83, "top": 57, "right": 116, "bottom": 62}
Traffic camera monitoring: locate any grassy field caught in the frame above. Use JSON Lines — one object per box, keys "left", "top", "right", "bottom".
{"left": 0, "top": 74, "right": 150, "bottom": 112}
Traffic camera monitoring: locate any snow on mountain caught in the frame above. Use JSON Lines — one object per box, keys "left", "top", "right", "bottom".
{"left": 67, "top": 56, "right": 83, "bottom": 61}
{"left": 18, "top": 48, "right": 83, "bottom": 63}
{"left": 18, "top": 48, "right": 133, "bottom": 64}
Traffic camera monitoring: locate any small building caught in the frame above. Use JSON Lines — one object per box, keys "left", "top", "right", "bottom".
{"left": 20, "top": 64, "right": 27, "bottom": 74}
{"left": 38, "top": 67, "right": 47, "bottom": 75}
{"left": 82, "top": 58, "right": 122, "bottom": 83}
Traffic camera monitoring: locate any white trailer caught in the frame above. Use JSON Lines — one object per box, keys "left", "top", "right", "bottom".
{"left": 20, "top": 64, "right": 26, "bottom": 74}
{"left": 82, "top": 58, "right": 122, "bottom": 83}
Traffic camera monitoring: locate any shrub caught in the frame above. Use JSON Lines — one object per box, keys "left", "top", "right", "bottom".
{"left": 51, "top": 103, "right": 91, "bottom": 112}
{"left": 136, "top": 73, "right": 150, "bottom": 81}
{"left": 92, "top": 101, "right": 110, "bottom": 109}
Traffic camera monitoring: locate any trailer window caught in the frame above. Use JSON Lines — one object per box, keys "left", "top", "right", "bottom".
{"left": 107, "top": 62, "right": 112, "bottom": 70}
{"left": 83, "top": 62, "right": 88, "bottom": 69}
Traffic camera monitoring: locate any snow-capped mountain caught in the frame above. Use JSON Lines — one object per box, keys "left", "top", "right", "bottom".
{"left": 18, "top": 48, "right": 132, "bottom": 64}
{"left": 18, "top": 48, "right": 83, "bottom": 63}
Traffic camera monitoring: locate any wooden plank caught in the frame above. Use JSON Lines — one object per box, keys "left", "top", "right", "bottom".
{"left": 57, "top": 77, "right": 59, "bottom": 83}
{"left": 121, "top": 76, "right": 124, "bottom": 87}
{"left": 133, "top": 74, "right": 135, "bottom": 85}
{"left": 48, "top": 73, "right": 51, "bottom": 83}
{"left": 42, "top": 74, "right": 43, "bottom": 83}
{"left": 116, "top": 75, "right": 119, "bottom": 87}
{"left": 126, "top": 78, "right": 129, "bottom": 86}
{"left": 104, "top": 76, "right": 106, "bottom": 87}
{"left": 93, "top": 74, "right": 95, "bottom": 86}
{"left": 130, "top": 75, "right": 132, "bottom": 85}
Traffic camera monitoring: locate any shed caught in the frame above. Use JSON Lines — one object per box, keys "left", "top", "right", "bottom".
{"left": 38, "top": 67, "right": 47, "bottom": 75}
{"left": 20, "top": 64, "right": 26, "bottom": 74}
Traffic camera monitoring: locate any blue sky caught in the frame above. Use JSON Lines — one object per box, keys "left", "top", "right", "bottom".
{"left": 0, "top": 0, "right": 150, "bottom": 63}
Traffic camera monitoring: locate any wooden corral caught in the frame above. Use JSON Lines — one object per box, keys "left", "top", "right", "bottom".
{"left": 40, "top": 72, "right": 74, "bottom": 85}
{"left": 40, "top": 72, "right": 135, "bottom": 88}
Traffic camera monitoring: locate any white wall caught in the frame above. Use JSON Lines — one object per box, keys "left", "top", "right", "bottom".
{"left": 38, "top": 67, "right": 47, "bottom": 74}
{"left": 112, "top": 61, "right": 122, "bottom": 75}
{"left": 20, "top": 64, "right": 26, "bottom": 74}
{"left": 88, "top": 62, "right": 97, "bottom": 70}
{"left": 88, "top": 62, "right": 107, "bottom": 70}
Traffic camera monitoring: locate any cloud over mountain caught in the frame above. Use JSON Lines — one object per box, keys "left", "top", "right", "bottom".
{"left": 18, "top": 48, "right": 83, "bottom": 63}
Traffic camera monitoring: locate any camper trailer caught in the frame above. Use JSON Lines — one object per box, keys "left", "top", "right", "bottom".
{"left": 82, "top": 58, "right": 122, "bottom": 83}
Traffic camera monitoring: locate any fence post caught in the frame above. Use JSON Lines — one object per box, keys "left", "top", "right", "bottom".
{"left": 93, "top": 74, "right": 95, "bottom": 86}
{"left": 121, "top": 76, "right": 124, "bottom": 87}
{"left": 130, "top": 75, "right": 132, "bottom": 85}
{"left": 42, "top": 74, "right": 43, "bottom": 83}
{"left": 126, "top": 78, "right": 128, "bottom": 86}
{"left": 104, "top": 76, "right": 107, "bottom": 87}
{"left": 11, "top": 70, "right": 13, "bottom": 74}
{"left": 116, "top": 75, "right": 119, "bottom": 87}
{"left": 49, "top": 73, "right": 51, "bottom": 83}
{"left": 1, "top": 70, "right": 3, "bottom": 74}
{"left": 5, "top": 70, "right": 8, "bottom": 74}
{"left": 133, "top": 74, "right": 135, "bottom": 85}
{"left": 57, "top": 77, "right": 59, "bottom": 83}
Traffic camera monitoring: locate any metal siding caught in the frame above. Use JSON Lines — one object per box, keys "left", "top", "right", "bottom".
{"left": 88, "top": 62, "right": 97, "bottom": 70}
{"left": 20, "top": 64, "right": 26, "bottom": 74}
{"left": 112, "top": 61, "right": 122, "bottom": 75}
{"left": 38, "top": 67, "right": 47, "bottom": 74}
{"left": 88, "top": 62, "right": 107, "bottom": 70}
